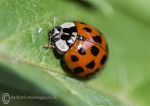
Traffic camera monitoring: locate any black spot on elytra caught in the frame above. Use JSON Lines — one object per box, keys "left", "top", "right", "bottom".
{"left": 90, "top": 46, "right": 99, "bottom": 56}
{"left": 73, "top": 67, "right": 84, "bottom": 74}
{"left": 78, "top": 47, "right": 86, "bottom": 55}
{"left": 101, "top": 55, "right": 107, "bottom": 65}
{"left": 86, "top": 60, "right": 95, "bottom": 69}
{"left": 71, "top": 55, "right": 79, "bottom": 62}
{"left": 83, "top": 27, "right": 92, "bottom": 32}
{"left": 92, "top": 35, "right": 102, "bottom": 44}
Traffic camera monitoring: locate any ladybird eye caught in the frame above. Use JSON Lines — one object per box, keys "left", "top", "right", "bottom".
{"left": 51, "top": 34, "right": 60, "bottom": 42}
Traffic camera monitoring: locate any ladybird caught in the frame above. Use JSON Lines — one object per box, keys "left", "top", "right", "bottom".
{"left": 46, "top": 21, "right": 108, "bottom": 78}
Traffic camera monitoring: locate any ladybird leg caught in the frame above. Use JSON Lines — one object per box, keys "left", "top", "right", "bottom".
{"left": 44, "top": 44, "right": 54, "bottom": 49}
{"left": 44, "top": 40, "right": 54, "bottom": 49}
{"left": 44, "top": 45, "right": 54, "bottom": 49}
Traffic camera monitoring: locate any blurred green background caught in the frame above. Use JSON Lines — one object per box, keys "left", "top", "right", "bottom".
{"left": 0, "top": 0, "right": 150, "bottom": 106}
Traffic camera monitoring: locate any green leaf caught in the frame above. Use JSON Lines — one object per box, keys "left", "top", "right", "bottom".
{"left": 0, "top": 0, "right": 149, "bottom": 106}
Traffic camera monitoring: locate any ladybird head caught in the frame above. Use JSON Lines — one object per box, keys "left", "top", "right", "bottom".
{"left": 49, "top": 22, "right": 77, "bottom": 55}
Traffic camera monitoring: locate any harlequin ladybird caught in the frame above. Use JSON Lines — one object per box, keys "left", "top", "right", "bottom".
{"left": 46, "top": 21, "right": 108, "bottom": 78}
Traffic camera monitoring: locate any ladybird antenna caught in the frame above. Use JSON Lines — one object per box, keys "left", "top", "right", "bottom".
{"left": 49, "top": 16, "right": 57, "bottom": 48}
{"left": 44, "top": 17, "right": 57, "bottom": 49}
{"left": 51, "top": 16, "right": 56, "bottom": 28}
